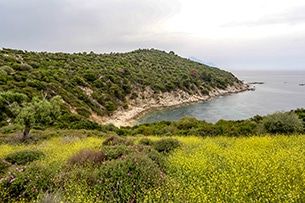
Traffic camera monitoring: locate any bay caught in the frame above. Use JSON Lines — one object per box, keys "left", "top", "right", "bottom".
{"left": 137, "top": 71, "right": 305, "bottom": 124}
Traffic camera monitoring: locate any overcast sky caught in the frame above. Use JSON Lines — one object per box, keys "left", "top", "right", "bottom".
{"left": 1, "top": 0, "right": 305, "bottom": 71}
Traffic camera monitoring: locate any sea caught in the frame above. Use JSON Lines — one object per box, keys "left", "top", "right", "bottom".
{"left": 137, "top": 71, "right": 305, "bottom": 124}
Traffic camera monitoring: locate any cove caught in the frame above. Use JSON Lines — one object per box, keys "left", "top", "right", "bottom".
{"left": 137, "top": 71, "right": 305, "bottom": 124}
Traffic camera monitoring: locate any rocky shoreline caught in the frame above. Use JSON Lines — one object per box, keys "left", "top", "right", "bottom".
{"left": 97, "top": 82, "right": 250, "bottom": 127}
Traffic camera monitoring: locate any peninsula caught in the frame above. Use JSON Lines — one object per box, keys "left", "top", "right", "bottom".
{"left": 0, "top": 48, "right": 249, "bottom": 127}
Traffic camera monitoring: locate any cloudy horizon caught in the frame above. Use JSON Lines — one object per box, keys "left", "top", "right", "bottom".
{"left": 1, "top": 0, "right": 305, "bottom": 71}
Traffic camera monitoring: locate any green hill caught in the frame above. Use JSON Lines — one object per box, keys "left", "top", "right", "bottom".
{"left": 0, "top": 48, "right": 246, "bottom": 127}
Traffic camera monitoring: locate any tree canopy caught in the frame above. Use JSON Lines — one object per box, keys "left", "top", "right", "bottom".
{"left": 2, "top": 91, "right": 62, "bottom": 139}
{"left": 0, "top": 48, "right": 243, "bottom": 125}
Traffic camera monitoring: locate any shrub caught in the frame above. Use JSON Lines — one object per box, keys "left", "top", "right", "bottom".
{"left": 0, "top": 65, "right": 14, "bottom": 75}
{"left": 141, "top": 147, "right": 166, "bottom": 169}
{"left": 19, "top": 63, "right": 33, "bottom": 71}
{"left": 101, "top": 145, "right": 135, "bottom": 160}
{"left": 100, "top": 123, "right": 119, "bottom": 133}
{"left": 138, "top": 138, "right": 154, "bottom": 146}
{"left": 153, "top": 138, "right": 182, "bottom": 153}
{"left": 0, "top": 68, "right": 7, "bottom": 75}
{"left": 83, "top": 70, "right": 98, "bottom": 82}
{"left": 76, "top": 107, "right": 91, "bottom": 118}
{"left": 4, "top": 150, "right": 45, "bottom": 165}
{"left": 0, "top": 159, "right": 11, "bottom": 175}
{"left": 102, "top": 134, "right": 133, "bottom": 146}
{"left": 93, "top": 152, "right": 165, "bottom": 202}
{"left": 177, "top": 116, "right": 199, "bottom": 130}
{"left": 104, "top": 101, "right": 117, "bottom": 114}
{"left": 260, "top": 112, "right": 304, "bottom": 134}
{"left": 67, "top": 149, "right": 107, "bottom": 166}
{"left": 132, "top": 125, "right": 154, "bottom": 136}
{"left": 0, "top": 124, "right": 23, "bottom": 134}
{"left": 0, "top": 162, "right": 55, "bottom": 202}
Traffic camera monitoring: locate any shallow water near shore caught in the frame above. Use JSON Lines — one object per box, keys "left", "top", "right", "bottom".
{"left": 138, "top": 70, "right": 305, "bottom": 124}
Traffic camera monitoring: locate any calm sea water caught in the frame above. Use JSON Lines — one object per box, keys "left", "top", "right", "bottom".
{"left": 137, "top": 71, "right": 305, "bottom": 124}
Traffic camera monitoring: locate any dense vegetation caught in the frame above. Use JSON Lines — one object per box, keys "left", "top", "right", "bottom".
{"left": 0, "top": 48, "right": 242, "bottom": 128}
{"left": 123, "top": 110, "right": 305, "bottom": 137}
{"left": 148, "top": 135, "right": 305, "bottom": 202}
{"left": 1, "top": 133, "right": 305, "bottom": 202}
{"left": 0, "top": 109, "right": 304, "bottom": 202}
{"left": 0, "top": 132, "right": 182, "bottom": 202}
{"left": 1, "top": 47, "right": 305, "bottom": 202}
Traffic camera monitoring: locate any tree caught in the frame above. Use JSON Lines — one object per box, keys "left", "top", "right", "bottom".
{"left": 104, "top": 101, "right": 117, "bottom": 115}
{"left": 0, "top": 91, "right": 27, "bottom": 125}
{"left": 14, "top": 95, "right": 62, "bottom": 140}
{"left": 259, "top": 111, "right": 304, "bottom": 134}
{"left": 176, "top": 116, "right": 199, "bottom": 130}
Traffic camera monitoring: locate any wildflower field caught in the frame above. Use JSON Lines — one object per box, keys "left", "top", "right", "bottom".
{"left": 1, "top": 132, "right": 305, "bottom": 202}
{"left": 148, "top": 135, "right": 305, "bottom": 202}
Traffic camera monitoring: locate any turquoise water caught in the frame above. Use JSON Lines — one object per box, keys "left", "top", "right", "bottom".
{"left": 137, "top": 71, "right": 305, "bottom": 123}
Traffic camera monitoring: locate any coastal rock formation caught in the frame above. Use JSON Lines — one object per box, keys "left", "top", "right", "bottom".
{"left": 101, "top": 82, "right": 249, "bottom": 126}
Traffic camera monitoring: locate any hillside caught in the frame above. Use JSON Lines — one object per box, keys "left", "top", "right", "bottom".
{"left": 0, "top": 48, "right": 248, "bottom": 126}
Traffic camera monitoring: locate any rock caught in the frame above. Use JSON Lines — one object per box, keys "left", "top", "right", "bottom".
{"left": 102, "top": 83, "right": 250, "bottom": 127}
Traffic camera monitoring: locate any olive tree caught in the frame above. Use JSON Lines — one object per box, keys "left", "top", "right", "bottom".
{"left": 14, "top": 96, "right": 62, "bottom": 140}
{"left": 0, "top": 91, "right": 27, "bottom": 125}
{"left": 1, "top": 91, "right": 62, "bottom": 139}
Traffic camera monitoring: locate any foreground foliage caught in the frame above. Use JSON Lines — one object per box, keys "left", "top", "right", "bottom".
{"left": 0, "top": 133, "right": 179, "bottom": 202}
{"left": 147, "top": 135, "right": 305, "bottom": 202}
{"left": 1, "top": 132, "right": 305, "bottom": 202}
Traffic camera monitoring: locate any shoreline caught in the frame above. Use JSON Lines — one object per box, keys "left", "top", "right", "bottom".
{"left": 100, "top": 83, "right": 250, "bottom": 127}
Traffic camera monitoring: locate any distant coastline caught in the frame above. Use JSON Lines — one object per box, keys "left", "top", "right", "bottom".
{"left": 136, "top": 70, "right": 305, "bottom": 124}
{"left": 100, "top": 82, "right": 250, "bottom": 127}
{"left": 248, "top": 81, "right": 264, "bottom": 84}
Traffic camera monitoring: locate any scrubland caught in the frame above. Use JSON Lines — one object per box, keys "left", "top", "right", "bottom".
{"left": 1, "top": 132, "right": 305, "bottom": 202}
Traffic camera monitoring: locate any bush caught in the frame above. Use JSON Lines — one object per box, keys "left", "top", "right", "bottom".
{"left": 0, "top": 68, "right": 7, "bottom": 75}
{"left": 49, "top": 134, "right": 168, "bottom": 202}
{"left": 153, "top": 138, "right": 182, "bottom": 153}
{"left": 138, "top": 138, "right": 154, "bottom": 146}
{"left": 0, "top": 162, "right": 55, "bottom": 202}
{"left": 0, "top": 159, "right": 11, "bottom": 175}
{"left": 93, "top": 152, "right": 165, "bottom": 202}
{"left": 101, "top": 145, "right": 136, "bottom": 160}
{"left": 4, "top": 150, "right": 45, "bottom": 165}
{"left": 177, "top": 116, "right": 199, "bottom": 130}
{"left": 76, "top": 107, "right": 91, "bottom": 118}
{"left": 102, "top": 134, "right": 133, "bottom": 146}
{"left": 100, "top": 123, "right": 119, "bottom": 133}
{"left": 19, "top": 63, "right": 33, "bottom": 71}
{"left": 67, "top": 149, "right": 108, "bottom": 166}
{"left": 0, "top": 124, "right": 23, "bottom": 134}
{"left": 260, "top": 112, "right": 304, "bottom": 134}
{"left": 132, "top": 125, "right": 154, "bottom": 136}
{"left": 104, "top": 101, "right": 117, "bottom": 114}
{"left": 0, "top": 65, "right": 14, "bottom": 75}
{"left": 141, "top": 147, "right": 166, "bottom": 169}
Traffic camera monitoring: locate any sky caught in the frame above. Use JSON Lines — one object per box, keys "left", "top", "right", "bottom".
{"left": 1, "top": 0, "right": 305, "bottom": 71}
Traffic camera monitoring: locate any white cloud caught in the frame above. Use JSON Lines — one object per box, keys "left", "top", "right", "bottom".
{"left": 1, "top": 0, "right": 305, "bottom": 70}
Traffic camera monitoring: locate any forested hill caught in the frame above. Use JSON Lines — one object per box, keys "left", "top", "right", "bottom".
{"left": 0, "top": 48, "right": 245, "bottom": 126}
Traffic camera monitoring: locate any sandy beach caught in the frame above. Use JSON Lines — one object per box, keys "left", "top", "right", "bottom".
{"left": 96, "top": 83, "right": 250, "bottom": 127}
